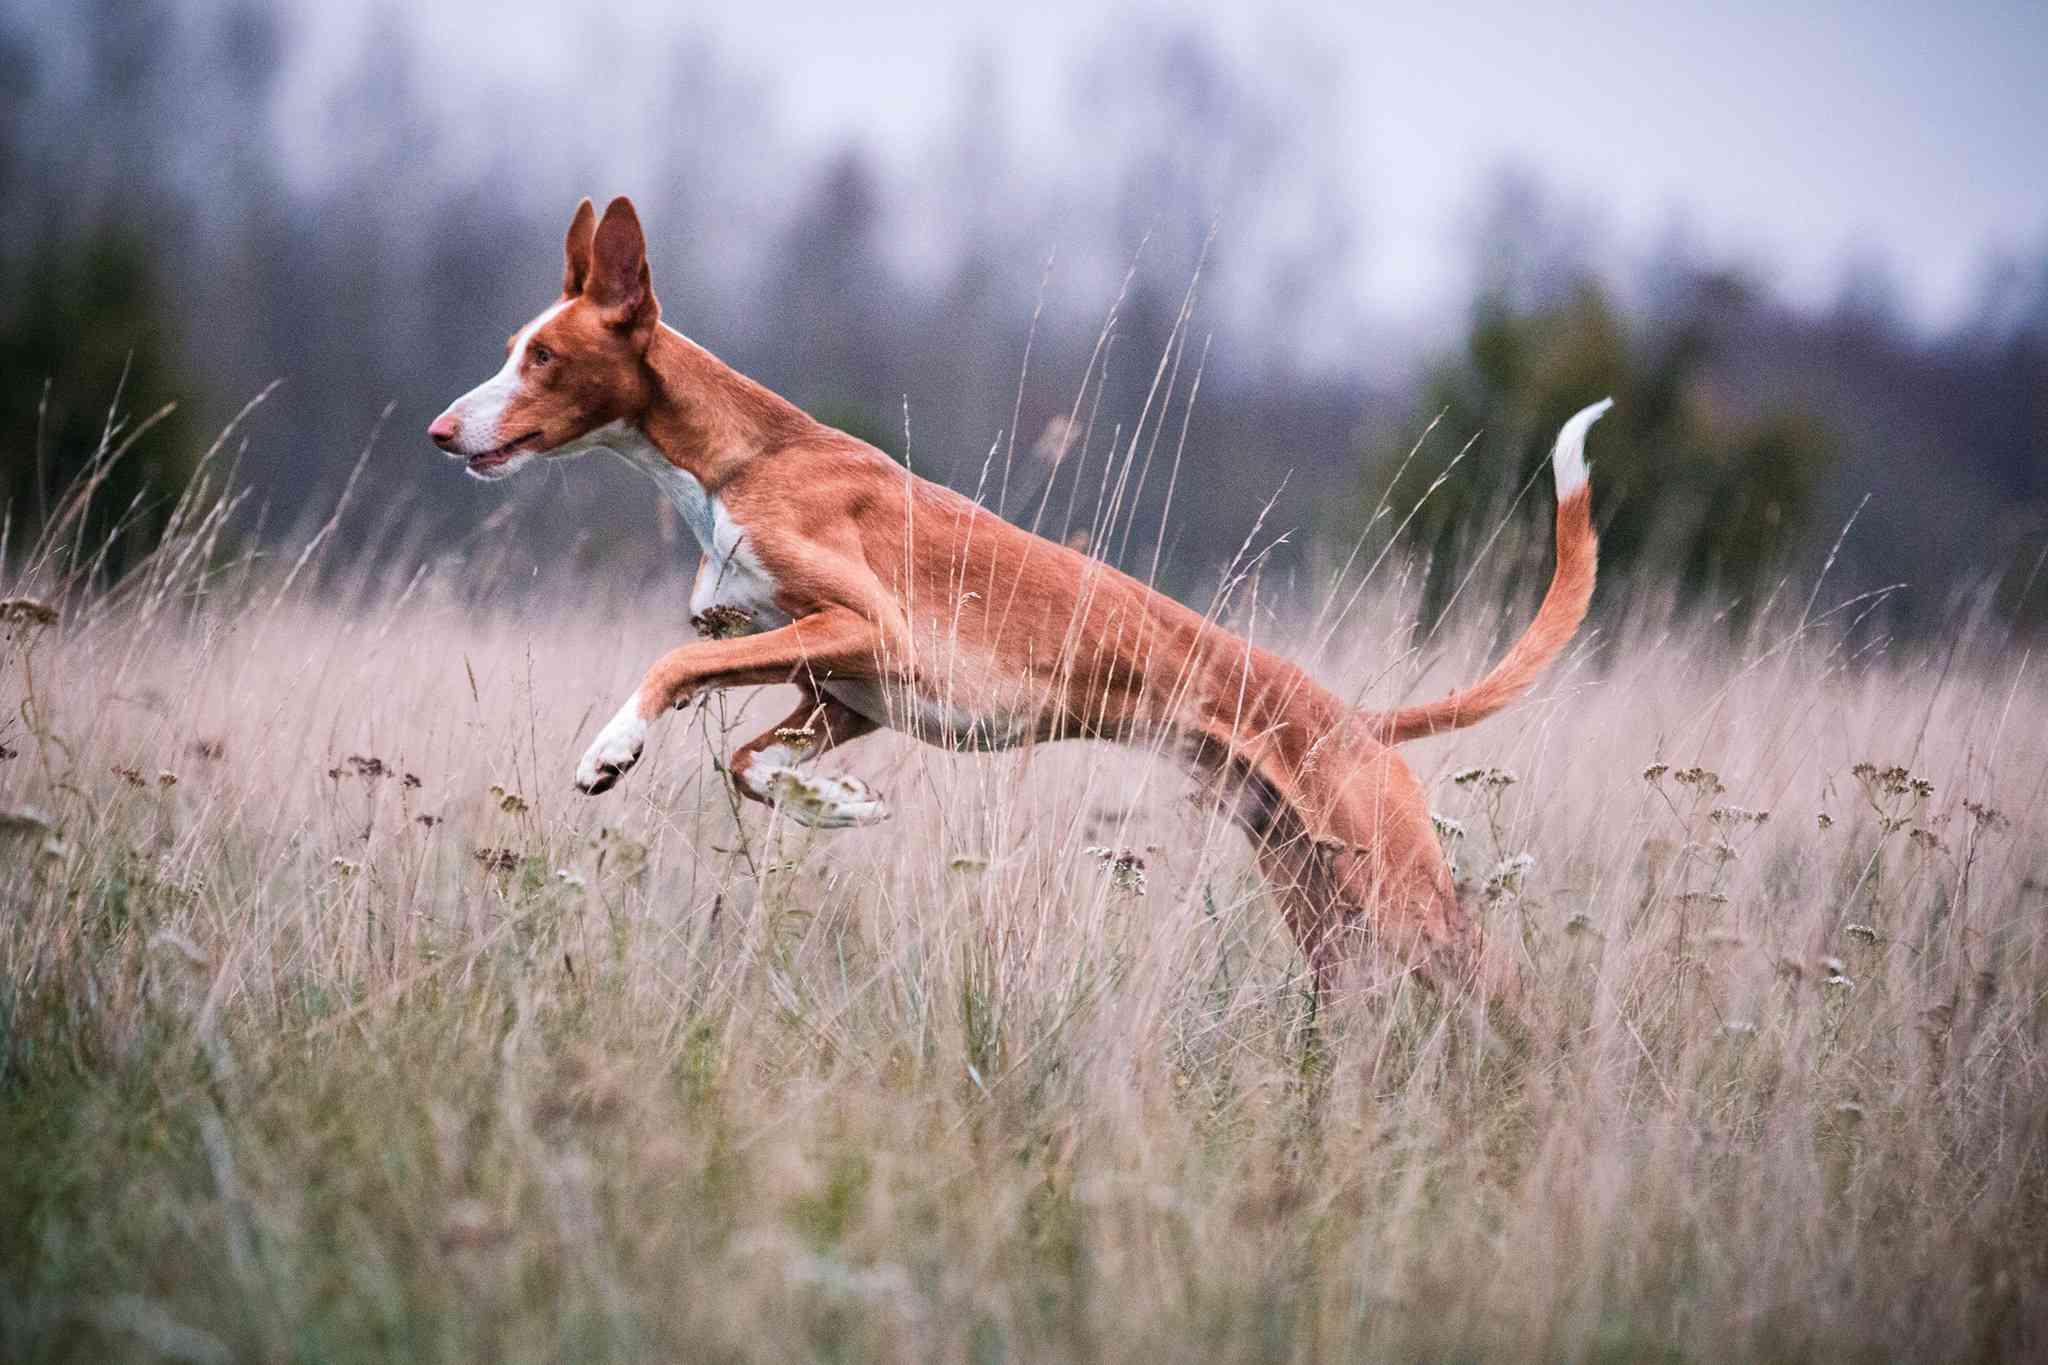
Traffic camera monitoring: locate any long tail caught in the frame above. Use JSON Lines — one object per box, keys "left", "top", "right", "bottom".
{"left": 1366, "top": 399, "right": 1609, "bottom": 745}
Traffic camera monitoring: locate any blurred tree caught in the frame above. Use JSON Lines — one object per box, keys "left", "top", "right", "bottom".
{"left": 766, "top": 146, "right": 904, "bottom": 458}
{"left": 0, "top": 3, "right": 193, "bottom": 575}
{"left": 1363, "top": 271, "right": 1832, "bottom": 625}
{"left": 0, "top": 230, "right": 194, "bottom": 575}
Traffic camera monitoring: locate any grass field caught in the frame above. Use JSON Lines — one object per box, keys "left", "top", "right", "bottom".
{"left": 3, "top": 435, "right": 2045, "bottom": 1362}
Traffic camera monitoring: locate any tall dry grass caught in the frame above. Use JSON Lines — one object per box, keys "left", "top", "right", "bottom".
{"left": 2, "top": 403, "right": 2045, "bottom": 1363}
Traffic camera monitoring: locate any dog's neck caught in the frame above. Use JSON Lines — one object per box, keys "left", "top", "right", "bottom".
{"left": 635, "top": 326, "right": 815, "bottom": 491}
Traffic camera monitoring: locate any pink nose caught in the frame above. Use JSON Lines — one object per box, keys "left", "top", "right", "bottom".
{"left": 428, "top": 411, "right": 460, "bottom": 447}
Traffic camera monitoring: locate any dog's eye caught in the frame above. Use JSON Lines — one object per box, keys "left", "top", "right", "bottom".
{"left": 528, "top": 344, "right": 554, "bottom": 367}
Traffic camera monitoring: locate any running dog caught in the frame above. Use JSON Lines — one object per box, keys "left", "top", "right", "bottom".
{"left": 429, "top": 196, "right": 1607, "bottom": 999}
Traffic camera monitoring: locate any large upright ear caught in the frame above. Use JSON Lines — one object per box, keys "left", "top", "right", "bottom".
{"left": 562, "top": 197, "right": 596, "bottom": 296}
{"left": 587, "top": 196, "right": 658, "bottom": 332}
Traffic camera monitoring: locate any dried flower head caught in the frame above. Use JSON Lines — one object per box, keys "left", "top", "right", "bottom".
{"left": 1430, "top": 812, "right": 1467, "bottom": 843}
{"left": 774, "top": 725, "right": 818, "bottom": 754}
{"left": 1084, "top": 845, "right": 1148, "bottom": 895}
{"left": 1485, "top": 852, "right": 1535, "bottom": 900}
{"left": 1816, "top": 811, "right": 1834, "bottom": 831}
{"left": 1673, "top": 766, "right": 1728, "bottom": 796}
{"left": 0, "top": 596, "right": 59, "bottom": 629}
{"left": 1962, "top": 799, "right": 2010, "bottom": 831}
{"left": 1843, "top": 923, "right": 1879, "bottom": 944}
{"left": 691, "top": 604, "right": 756, "bottom": 639}
{"left": 1858, "top": 764, "right": 1923, "bottom": 798}
{"left": 474, "top": 847, "right": 521, "bottom": 874}
{"left": 1642, "top": 762, "right": 1670, "bottom": 783}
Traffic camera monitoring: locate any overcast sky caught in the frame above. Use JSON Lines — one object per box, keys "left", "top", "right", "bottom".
{"left": 307, "top": 0, "right": 2045, "bottom": 333}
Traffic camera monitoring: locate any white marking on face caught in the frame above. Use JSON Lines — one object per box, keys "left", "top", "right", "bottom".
{"left": 437, "top": 300, "right": 571, "bottom": 478}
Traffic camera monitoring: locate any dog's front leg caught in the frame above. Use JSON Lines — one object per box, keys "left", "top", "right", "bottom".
{"left": 576, "top": 606, "right": 883, "bottom": 794}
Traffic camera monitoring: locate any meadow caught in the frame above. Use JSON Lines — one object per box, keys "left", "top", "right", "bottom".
{"left": 2, "top": 423, "right": 2044, "bottom": 1363}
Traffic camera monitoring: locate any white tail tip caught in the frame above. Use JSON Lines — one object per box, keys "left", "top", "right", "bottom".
{"left": 1551, "top": 397, "right": 1612, "bottom": 499}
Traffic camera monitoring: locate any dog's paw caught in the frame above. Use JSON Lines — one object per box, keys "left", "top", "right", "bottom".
{"left": 576, "top": 707, "right": 647, "bottom": 795}
{"left": 760, "top": 767, "right": 892, "bottom": 828}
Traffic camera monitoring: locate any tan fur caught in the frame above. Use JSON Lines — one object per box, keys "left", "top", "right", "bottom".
{"left": 432, "top": 197, "right": 1602, "bottom": 1003}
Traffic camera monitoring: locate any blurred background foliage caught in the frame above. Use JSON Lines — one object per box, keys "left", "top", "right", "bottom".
{"left": 0, "top": 0, "right": 2043, "bottom": 636}
{"left": 1363, "top": 275, "right": 1833, "bottom": 627}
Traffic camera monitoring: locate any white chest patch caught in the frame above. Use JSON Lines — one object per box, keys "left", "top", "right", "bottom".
{"left": 602, "top": 433, "right": 787, "bottom": 636}
{"left": 685, "top": 498, "right": 788, "bottom": 633}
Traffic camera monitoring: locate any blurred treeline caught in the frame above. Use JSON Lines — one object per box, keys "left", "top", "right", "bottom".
{"left": 2, "top": 0, "right": 2043, "bottom": 634}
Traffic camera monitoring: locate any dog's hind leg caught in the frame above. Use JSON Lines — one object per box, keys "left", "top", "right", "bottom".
{"left": 1213, "top": 735, "right": 1484, "bottom": 1005}
{"left": 727, "top": 687, "right": 889, "bottom": 828}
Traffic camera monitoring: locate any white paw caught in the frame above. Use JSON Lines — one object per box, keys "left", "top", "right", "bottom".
{"left": 757, "top": 765, "right": 892, "bottom": 828}
{"left": 576, "top": 705, "right": 647, "bottom": 795}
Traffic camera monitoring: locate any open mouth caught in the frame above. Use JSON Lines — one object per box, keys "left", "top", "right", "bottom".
{"left": 466, "top": 431, "right": 543, "bottom": 472}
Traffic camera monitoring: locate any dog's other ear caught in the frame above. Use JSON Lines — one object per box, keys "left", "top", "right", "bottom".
{"left": 562, "top": 197, "right": 597, "bottom": 296}
{"left": 587, "top": 196, "right": 659, "bottom": 333}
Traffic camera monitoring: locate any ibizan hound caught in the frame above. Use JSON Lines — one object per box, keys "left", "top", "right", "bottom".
{"left": 429, "top": 196, "right": 1608, "bottom": 1001}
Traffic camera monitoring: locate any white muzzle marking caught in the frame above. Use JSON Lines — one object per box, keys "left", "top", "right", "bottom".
{"left": 437, "top": 300, "right": 571, "bottom": 480}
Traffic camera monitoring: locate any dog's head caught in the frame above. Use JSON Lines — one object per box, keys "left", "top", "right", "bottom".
{"left": 429, "top": 197, "right": 661, "bottom": 480}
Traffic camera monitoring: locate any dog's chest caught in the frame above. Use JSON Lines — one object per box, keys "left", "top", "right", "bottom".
{"left": 612, "top": 440, "right": 788, "bottom": 637}
{"left": 684, "top": 496, "right": 788, "bottom": 637}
